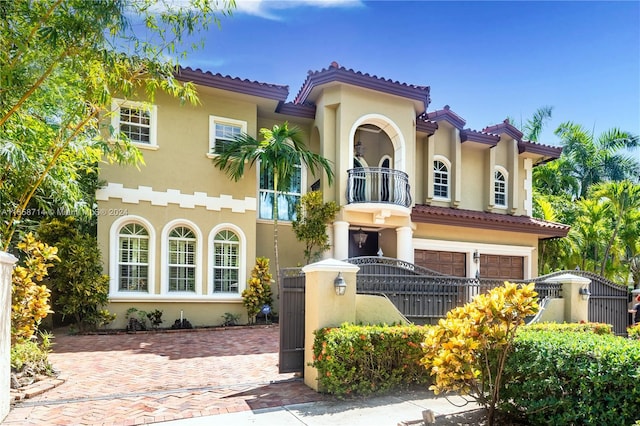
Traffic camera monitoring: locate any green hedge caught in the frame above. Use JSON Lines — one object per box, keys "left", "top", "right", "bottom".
{"left": 311, "top": 323, "right": 430, "bottom": 396}
{"left": 525, "top": 321, "right": 613, "bottom": 335}
{"left": 500, "top": 329, "right": 640, "bottom": 425}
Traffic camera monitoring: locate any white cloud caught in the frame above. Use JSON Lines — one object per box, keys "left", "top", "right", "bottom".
{"left": 234, "top": 0, "right": 362, "bottom": 19}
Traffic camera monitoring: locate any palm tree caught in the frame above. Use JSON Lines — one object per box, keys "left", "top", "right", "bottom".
{"left": 522, "top": 105, "right": 553, "bottom": 142}
{"left": 589, "top": 180, "right": 640, "bottom": 276}
{"left": 555, "top": 122, "right": 639, "bottom": 198}
{"left": 212, "top": 122, "right": 334, "bottom": 291}
{"left": 532, "top": 159, "right": 579, "bottom": 198}
{"left": 568, "top": 199, "right": 611, "bottom": 272}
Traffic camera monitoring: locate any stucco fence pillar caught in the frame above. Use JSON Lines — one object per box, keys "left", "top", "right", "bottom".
{"left": 302, "top": 259, "right": 359, "bottom": 391}
{"left": 538, "top": 273, "right": 591, "bottom": 324}
{"left": 1, "top": 251, "right": 18, "bottom": 422}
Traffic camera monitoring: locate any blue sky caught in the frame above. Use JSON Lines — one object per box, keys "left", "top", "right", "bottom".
{"left": 182, "top": 0, "right": 640, "bottom": 157}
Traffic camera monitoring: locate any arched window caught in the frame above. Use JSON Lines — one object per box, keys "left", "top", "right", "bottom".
{"left": 212, "top": 229, "right": 240, "bottom": 293}
{"left": 118, "top": 223, "right": 149, "bottom": 292}
{"left": 495, "top": 168, "right": 507, "bottom": 207}
{"left": 168, "top": 226, "right": 196, "bottom": 292}
{"left": 433, "top": 159, "right": 449, "bottom": 199}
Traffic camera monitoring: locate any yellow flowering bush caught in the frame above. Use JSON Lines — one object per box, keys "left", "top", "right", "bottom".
{"left": 421, "top": 282, "right": 538, "bottom": 425}
{"left": 11, "top": 233, "right": 59, "bottom": 344}
{"left": 242, "top": 257, "right": 273, "bottom": 324}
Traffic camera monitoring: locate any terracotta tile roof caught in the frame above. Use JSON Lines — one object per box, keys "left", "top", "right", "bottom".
{"left": 518, "top": 140, "right": 563, "bottom": 161}
{"left": 275, "top": 102, "right": 316, "bottom": 119}
{"left": 460, "top": 128, "right": 500, "bottom": 146}
{"left": 422, "top": 105, "right": 466, "bottom": 130}
{"left": 177, "top": 67, "right": 289, "bottom": 101}
{"left": 416, "top": 118, "right": 439, "bottom": 135}
{"left": 294, "top": 62, "right": 431, "bottom": 110}
{"left": 411, "top": 204, "right": 570, "bottom": 239}
{"left": 483, "top": 119, "right": 524, "bottom": 141}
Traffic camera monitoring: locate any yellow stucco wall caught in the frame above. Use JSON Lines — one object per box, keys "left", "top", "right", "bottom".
{"left": 312, "top": 85, "right": 417, "bottom": 207}
{"left": 97, "top": 70, "right": 552, "bottom": 329}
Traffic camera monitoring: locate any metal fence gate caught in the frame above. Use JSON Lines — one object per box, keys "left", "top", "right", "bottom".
{"left": 278, "top": 258, "right": 631, "bottom": 374}
{"left": 540, "top": 270, "right": 630, "bottom": 335}
{"left": 278, "top": 268, "right": 305, "bottom": 373}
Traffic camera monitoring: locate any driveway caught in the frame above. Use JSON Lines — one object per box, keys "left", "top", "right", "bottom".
{"left": 5, "top": 325, "right": 328, "bottom": 425}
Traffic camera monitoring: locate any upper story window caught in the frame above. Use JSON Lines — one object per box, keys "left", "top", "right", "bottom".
{"left": 168, "top": 226, "right": 196, "bottom": 292}
{"left": 212, "top": 229, "right": 240, "bottom": 293}
{"left": 118, "top": 223, "right": 149, "bottom": 292}
{"left": 111, "top": 99, "right": 157, "bottom": 148}
{"left": 209, "top": 116, "right": 247, "bottom": 156}
{"left": 433, "top": 157, "right": 450, "bottom": 200}
{"left": 494, "top": 168, "right": 507, "bottom": 207}
{"left": 259, "top": 161, "right": 302, "bottom": 221}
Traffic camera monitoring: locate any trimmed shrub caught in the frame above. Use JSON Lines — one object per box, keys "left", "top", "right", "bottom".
{"left": 500, "top": 329, "right": 640, "bottom": 425}
{"left": 628, "top": 323, "right": 640, "bottom": 340}
{"left": 526, "top": 321, "right": 613, "bottom": 335}
{"left": 311, "top": 323, "right": 430, "bottom": 396}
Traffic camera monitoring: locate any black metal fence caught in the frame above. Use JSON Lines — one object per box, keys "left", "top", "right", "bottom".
{"left": 346, "top": 167, "right": 411, "bottom": 207}
{"left": 350, "top": 257, "right": 627, "bottom": 334}
{"left": 279, "top": 258, "right": 630, "bottom": 373}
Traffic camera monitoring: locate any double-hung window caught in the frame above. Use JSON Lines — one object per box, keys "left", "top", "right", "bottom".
{"left": 112, "top": 99, "right": 157, "bottom": 147}
{"left": 209, "top": 116, "right": 246, "bottom": 156}
{"left": 433, "top": 159, "right": 450, "bottom": 199}
{"left": 212, "top": 230, "right": 240, "bottom": 293}
{"left": 168, "top": 227, "right": 196, "bottom": 292}
{"left": 118, "top": 223, "right": 149, "bottom": 292}
{"left": 259, "top": 161, "right": 302, "bottom": 221}
{"left": 494, "top": 169, "right": 507, "bottom": 207}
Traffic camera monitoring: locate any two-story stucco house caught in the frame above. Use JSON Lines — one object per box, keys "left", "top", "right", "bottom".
{"left": 96, "top": 62, "right": 569, "bottom": 328}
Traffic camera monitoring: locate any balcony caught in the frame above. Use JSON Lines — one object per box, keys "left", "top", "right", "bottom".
{"left": 346, "top": 167, "right": 411, "bottom": 208}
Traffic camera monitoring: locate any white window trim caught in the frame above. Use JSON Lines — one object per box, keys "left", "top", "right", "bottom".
{"left": 109, "top": 215, "right": 156, "bottom": 297}
{"left": 494, "top": 166, "right": 508, "bottom": 208}
{"left": 208, "top": 223, "right": 247, "bottom": 298}
{"left": 257, "top": 160, "right": 307, "bottom": 223}
{"left": 111, "top": 99, "right": 158, "bottom": 149}
{"left": 160, "top": 219, "right": 203, "bottom": 295}
{"left": 207, "top": 115, "right": 247, "bottom": 158}
{"left": 433, "top": 155, "right": 451, "bottom": 201}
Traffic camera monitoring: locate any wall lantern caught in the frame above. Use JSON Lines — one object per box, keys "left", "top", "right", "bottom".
{"left": 353, "top": 228, "right": 368, "bottom": 248}
{"left": 579, "top": 287, "right": 591, "bottom": 301}
{"left": 334, "top": 272, "right": 347, "bottom": 296}
{"left": 473, "top": 250, "right": 480, "bottom": 264}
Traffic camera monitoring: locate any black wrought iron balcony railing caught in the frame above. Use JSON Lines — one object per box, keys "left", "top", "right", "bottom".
{"left": 346, "top": 167, "right": 411, "bottom": 208}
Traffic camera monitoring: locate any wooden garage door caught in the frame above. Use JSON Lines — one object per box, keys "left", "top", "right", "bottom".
{"left": 414, "top": 250, "right": 466, "bottom": 277}
{"left": 480, "top": 254, "right": 523, "bottom": 280}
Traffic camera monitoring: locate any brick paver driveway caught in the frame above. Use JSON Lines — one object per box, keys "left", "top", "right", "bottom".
{"left": 5, "top": 325, "right": 327, "bottom": 425}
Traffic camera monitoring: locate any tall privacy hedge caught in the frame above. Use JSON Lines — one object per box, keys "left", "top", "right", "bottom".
{"left": 500, "top": 329, "right": 640, "bottom": 425}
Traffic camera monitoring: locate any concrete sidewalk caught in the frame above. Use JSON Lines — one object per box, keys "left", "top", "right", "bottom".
{"left": 155, "top": 389, "right": 483, "bottom": 425}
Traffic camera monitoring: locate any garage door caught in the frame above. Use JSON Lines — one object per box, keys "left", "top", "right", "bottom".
{"left": 414, "top": 250, "right": 466, "bottom": 277}
{"left": 480, "top": 254, "right": 523, "bottom": 280}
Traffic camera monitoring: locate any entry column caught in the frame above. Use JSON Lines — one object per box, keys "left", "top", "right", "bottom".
{"left": 302, "top": 259, "right": 359, "bottom": 391}
{"left": 396, "top": 226, "right": 413, "bottom": 263}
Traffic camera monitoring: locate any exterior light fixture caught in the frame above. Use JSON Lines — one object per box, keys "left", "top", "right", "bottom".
{"left": 473, "top": 250, "right": 480, "bottom": 263}
{"left": 579, "top": 287, "right": 591, "bottom": 301}
{"left": 334, "top": 272, "right": 347, "bottom": 296}
{"left": 353, "top": 228, "right": 368, "bottom": 248}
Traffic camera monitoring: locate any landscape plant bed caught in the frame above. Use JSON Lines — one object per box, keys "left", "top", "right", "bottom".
{"left": 73, "top": 323, "right": 278, "bottom": 336}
